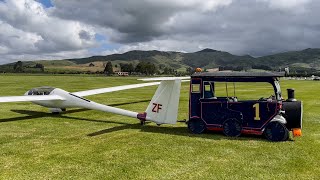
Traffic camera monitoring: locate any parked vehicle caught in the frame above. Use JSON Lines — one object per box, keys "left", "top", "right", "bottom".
{"left": 188, "top": 72, "right": 303, "bottom": 141}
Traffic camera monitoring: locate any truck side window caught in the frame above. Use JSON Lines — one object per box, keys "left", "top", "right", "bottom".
{"left": 204, "top": 83, "right": 214, "bottom": 98}
{"left": 192, "top": 84, "right": 200, "bottom": 93}
{"left": 205, "top": 84, "right": 211, "bottom": 91}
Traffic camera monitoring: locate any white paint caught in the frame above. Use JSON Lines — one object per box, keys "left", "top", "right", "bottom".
{"left": 145, "top": 80, "right": 181, "bottom": 124}
{"left": 0, "top": 94, "right": 65, "bottom": 102}
{"left": 0, "top": 80, "right": 182, "bottom": 125}
{"left": 73, "top": 81, "right": 161, "bottom": 97}
{"left": 138, "top": 77, "right": 190, "bottom": 81}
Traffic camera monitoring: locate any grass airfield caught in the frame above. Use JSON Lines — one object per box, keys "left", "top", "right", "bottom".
{"left": 0, "top": 75, "right": 319, "bottom": 179}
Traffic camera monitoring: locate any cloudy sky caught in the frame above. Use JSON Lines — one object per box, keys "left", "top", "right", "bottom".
{"left": 0, "top": 0, "right": 319, "bottom": 64}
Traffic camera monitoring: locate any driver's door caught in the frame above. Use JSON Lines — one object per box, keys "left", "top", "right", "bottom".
{"left": 228, "top": 101, "right": 278, "bottom": 129}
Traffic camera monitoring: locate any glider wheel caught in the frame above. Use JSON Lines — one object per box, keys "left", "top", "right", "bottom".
{"left": 223, "top": 118, "right": 242, "bottom": 137}
{"left": 264, "top": 121, "right": 289, "bottom": 141}
{"left": 140, "top": 120, "right": 146, "bottom": 125}
{"left": 188, "top": 118, "right": 206, "bottom": 134}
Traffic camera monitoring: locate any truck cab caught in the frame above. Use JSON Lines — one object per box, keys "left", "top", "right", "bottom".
{"left": 188, "top": 71, "right": 302, "bottom": 141}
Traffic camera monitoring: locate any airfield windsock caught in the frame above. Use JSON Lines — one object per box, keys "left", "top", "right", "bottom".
{"left": 143, "top": 79, "right": 181, "bottom": 124}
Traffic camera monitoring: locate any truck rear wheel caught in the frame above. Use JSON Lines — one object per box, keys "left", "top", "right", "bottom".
{"left": 264, "top": 121, "right": 289, "bottom": 141}
{"left": 223, "top": 118, "right": 242, "bottom": 137}
{"left": 188, "top": 119, "right": 206, "bottom": 134}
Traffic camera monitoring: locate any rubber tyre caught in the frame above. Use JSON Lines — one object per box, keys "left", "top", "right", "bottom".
{"left": 188, "top": 119, "right": 206, "bottom": 134}
{"left": 223, "top": 118, "right": 242, "bottom": 137}
{"left": 264, "top": 121, "right": 289, "bottom": 142}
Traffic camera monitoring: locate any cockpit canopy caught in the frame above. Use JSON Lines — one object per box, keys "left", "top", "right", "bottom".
{"left": 27, "top": 86, "right": 55, "bottom": 95}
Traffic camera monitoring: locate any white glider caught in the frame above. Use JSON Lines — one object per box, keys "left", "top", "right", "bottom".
{"left": 138, "top": 76, "right": 190, "bottom": 81}
{"left": 0, "top": 80, "right": 183, "bottom": 125}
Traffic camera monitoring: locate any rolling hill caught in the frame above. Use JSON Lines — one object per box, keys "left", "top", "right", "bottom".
{"left": 1, "top": 48, "right": 320, "bottom": 75}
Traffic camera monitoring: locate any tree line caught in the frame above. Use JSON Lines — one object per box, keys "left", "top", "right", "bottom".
{"left": 104, "top": 61, "right": 172, "bottom": 75}
{"left": 9, "top": 60, "right": 314, "bottom": 76}
{"left": 12, "top": 61, "right": 45, "bottom": 73}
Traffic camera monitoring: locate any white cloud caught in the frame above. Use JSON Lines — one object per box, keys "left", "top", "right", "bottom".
{"left": 258, "top": 0, "right": 311, "bottom": 12}
{"left": 51, "top": 0, "right": 233, "bottom": 43}
{"left": 0, "top": 0, "right": 97, "bottom": 63}
{"left": 144, "top": 0, "right": 232, "bottom": 12}
{"left": 0, "top": 20, "right": 41, "bottom": 54}
{"left": 1, "top": 0, "right": 320, "bottom": 64}
{"left": 50, "top": 0, "right": 320, "bottom": 57}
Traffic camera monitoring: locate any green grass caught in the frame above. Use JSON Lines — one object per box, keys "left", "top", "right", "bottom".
{"left": 0, "top": 75, "right": 319, "bottom": 179}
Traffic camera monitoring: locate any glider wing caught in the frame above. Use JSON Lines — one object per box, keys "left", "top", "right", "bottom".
{"left": 0, "top": 95, "right": 65, "bottom": 103}
{"left": 72, "top": 81, "right": 161, "bottom": 97}
{"left": 138, "top": 77, "right": 190, "bottom": 81}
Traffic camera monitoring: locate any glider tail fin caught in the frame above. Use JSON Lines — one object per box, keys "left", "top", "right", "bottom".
{"left": 139, "top": 79, "right": 181, "bottom": 125}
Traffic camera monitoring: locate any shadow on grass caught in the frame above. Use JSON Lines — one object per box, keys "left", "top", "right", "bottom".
{"left": 3, "top": 109, "right": 130, "bottom": 125}
{"left": 0, "top": 97, "right": 268, "bottom": 141}
{"left": 4, "top": 109, "right": 266, "bottom": 141}
{"left": 0, "top": 99, "right": 151, "bottom": 124}
{"left": 87, "top": 122, "right": 268, "bottom": 141}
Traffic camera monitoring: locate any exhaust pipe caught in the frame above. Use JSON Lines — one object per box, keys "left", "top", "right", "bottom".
{"left": 287, "top": 88, "right": 296, "bottom": 102}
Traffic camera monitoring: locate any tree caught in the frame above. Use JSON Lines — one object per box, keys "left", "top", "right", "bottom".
{"left": 35, "top": 63, "right": 45, "bottom": 72}
{"left": 252, "top": 65, "right": 272, "bottom": 71}
{"left": 104, "top": 61, "right": 113, "bottom": 75}
{"left": 145, "top": 62, "right": 157, "bottom": 75}
{"left": 120, "top": 63, "right": 135, "bottom": 74}
{"left": 128, "top": 63, "right": 134, "bottom": 73}
{"left": 13, "top": 61, "right": 23, "bottom": 72}
{"left": 163, "top": 67, "right": 175, "bottom": 75}
{"left": 135, "top": 62, "right": 146, "bottom": 74}
{"left": 186, "top": 67, "right": 194, "bottom": 75}
{"left": 159, "top": 64, "right": 165, "bottom": 70}
{"left": 135, "top": 62, "right": 157, "bottom": 75}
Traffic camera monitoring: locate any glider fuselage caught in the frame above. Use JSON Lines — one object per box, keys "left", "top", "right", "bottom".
{"left": 24, "top": 86, "right": 140, "bottom": 117}
{"left": 25, "top": 87, "right": 93, "bottom": 109}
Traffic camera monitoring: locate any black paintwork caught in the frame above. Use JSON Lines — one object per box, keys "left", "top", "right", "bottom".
{"left": 192, "top": 71, "right": 285, "bottom": 78}
{"left": 282, "top": 101, "right": 303, "bottom": 129}
{"left": 188, "top": 72, "right": 302, "bottom": 140}
{"left": 189, "top": 75, "right": 281, "bottom": 132}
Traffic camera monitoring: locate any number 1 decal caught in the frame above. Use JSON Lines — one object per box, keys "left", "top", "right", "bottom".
{"left": 253, "top": 103, "right": 260, "bottom": 120}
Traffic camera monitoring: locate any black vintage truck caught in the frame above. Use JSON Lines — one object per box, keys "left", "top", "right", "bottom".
{"left": 187, "top": 71, "right": 302, "bottom": 141}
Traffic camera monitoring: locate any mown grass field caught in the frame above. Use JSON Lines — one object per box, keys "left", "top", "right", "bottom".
{"left": 0, "top": 75, "right": 319, "bottom": 179}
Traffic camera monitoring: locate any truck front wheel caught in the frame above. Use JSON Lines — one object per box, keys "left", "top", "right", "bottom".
{"left": 264, "top": 121, "right": 289, "bottom": 141}
{"left": 188, "top": 119, "right": 206, "bottom": 134}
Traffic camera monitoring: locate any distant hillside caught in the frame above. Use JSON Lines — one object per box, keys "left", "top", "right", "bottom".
{"left": 256, "top": 48, "right": 320, "bottom": 72}
{"left": 182, "top": 49, "right": 255, "bottom": 69}
{"left": 66, "top": 50, "right": 187, "bottom": 72}
{"left": 1, "top": 48, "right": 320, "bottom": 75}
